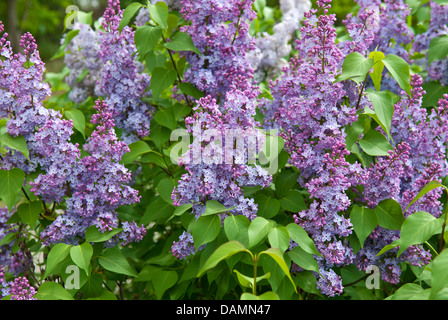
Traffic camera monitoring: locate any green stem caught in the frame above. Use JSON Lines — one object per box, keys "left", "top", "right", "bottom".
{"left": 425, "top": 241, "right": 438, "bottom": 257}
{"left": 161, "top": 34, "right": 192, "bottom": 107}
{"left": 252, "top": 255, "right": 258, "bottom": 296}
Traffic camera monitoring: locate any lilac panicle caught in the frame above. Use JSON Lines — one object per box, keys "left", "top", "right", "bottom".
{"left": 263, "top": 0, "right": 367, "bottom": 296}
{"left": 247, "top": 0, "right": 311, "bottom": 81}
{"left": 63, "top": 22, "right": 102, "bottom": 104}
{"left": 179, "top": 0, "right": 257, "bottom": 100}
{"left": 9, "top": 277, "right": 37, "bottom": 300}
{"left": 40, "top": 100, "right": 144, "bottom": 246}
{"left": 62, "top": 0, "right": 154, "bottom": 144}
{"left": 171, "top": 0, "right": 272, "bottom": 260}
{"left": 96, "top": 0, "right": 154, "bottom": 144}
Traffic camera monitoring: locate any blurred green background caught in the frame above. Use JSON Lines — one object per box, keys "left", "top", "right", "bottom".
{"left": 0, "top": 0, "right": 355, "bottom": 72}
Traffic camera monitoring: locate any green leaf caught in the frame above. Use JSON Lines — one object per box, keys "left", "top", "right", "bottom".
{"left": 197, "top": 240, "right": 252, "bottom": 277}
{"left": 267, "top": 227, "right": 290, "bottom": 253}
{"left": 258, "top": 134, "right": 285, "bottom": 170}
{"left": 166, "top": 13, "right": 179, "bottom": 36}
{"left": 350, "top": 206, "right": 378, "bottom": 248}
{"left": 388, "top": 283, "right": 425, "bottom": 300}
{"left": 77, "top": 11, "right": 93, "bottom": 26}
{"left": 254, "top": 194, "right": 280, "bottom": 219}
{"left": 44, "top": 243, "right": 72, "bottom": 278}
{"left": 154, "top": 107, "right": 177, "bottom": 130}
{"left": 178, "top": 82, "right": 204, "bottom": 100}
{"left": 121, "top": 140, "right": 151, "bottom": 165}
{"left": 0, "top": 168, "right": 25, "bottom": 213}
{"left": 51, "top": 29, "right": 80, "bottom": 60}
{"left": 405, "top": 180, "right": 447, "bottom": 213}
{"left": 359, "top": 129, "right": 393, "bottom": 156}
{"left": 345, "top": 114, "right": 369, "bottom": 150}
{"left": 428, "top": 35, "right": 448, "bottom": 65}
{"left": 279, "top": 189, "right": 307, "bottom": 212}
{"left": 151, "top": 269, "right": 178, "bottom": 299}
{"left": 135, "top": 25, "right": 162, "bottom": 58}
{"left": 382, "top": 54, "right": 411, "bottom": 95}
{"left": 224, "top": 214, "right": 250, "bottom": 247}
{"left": 0, "top": 133, "right": 30, "bottom": 160}
{"left": 141, "top": 198, "right": 175, "bottom": 224}
{"left": 274, "top": 170, "right": 300, "bottom": 199}
{"left": 145, "top": 51, "right": 167, "bottom": 73}
{"left": 87, "top": 290, "right": 118, "bottom": 300}
{"left": 366, "top": 90, "right": 394, "bottom": 140}
{"left": 192, "top": 214, "right": 221, "bottom": 249}
{"left": 398, "top": 211, "right": 444, "bottom": 256}
{"left": 80, "top": 274, "right": 103, "bottom": 298}
{"left": 119, "top": 2, "right": 144, "bottom": 31}
{"left": 430, "top": 249, "right": 448, "bottom": 299}
{"left": 36, "top": 282, "right": 74, "bottom": 300}
{"left": 240, "top": 291, "right": 280, "bottom": 300}
{"left": 98, "top": 247, "right": 137, "bottom": 277}
{"left": 254, "top": 0, "right": 266, "bottom": 14}
{"left": 259, "top": 248, "right": 296, "bottom": 292}
{"left": 233, "top": 270, "right": 270, "bottom": 289}
{"left": 203, "top": 200, "right": 236, "bottom": 216}
{"left": 70, "top": 242, "right": 93, "bottom": 275}
{"left": 85, "top": 225, "right": 123, "bottom": 243}
{"left": 157, "top": 178, "right": 175, "bottom": 204}
{"left": 376, "top": 239, "right": 400, "bottom": 257}
{"left": 248, "top": 216, "right": 274, "bottom": 248}
{"left": 0, "top": 232, "right": 16, "bottom": 247}
{"left": 150, "top": 67, "right": 177, "bottom": 100}
{"left": 422, "top": 81, "right": 448, "bottom": 108}
{"left": 172, "top": 203, "right": 192, "bottom": 217}
{"left": 287, "top": 246, "right": 319, "bottom": 273}
{"left": 294, "top": 271, "right": 319, "bottom": 294}
{"left": 369, "top": 51, "right": 386, "bottom": 91}
{"left": 286, "top": 223, "right": 321, "bottom": 257}
{"left": 164, "top": 32, "right": 201, "bottom": 56}
{"left": 17, "top": 200, "right": 42, "bottom": 227}
{"left": 374, "top": 199, "right": 405, "bottom": 230}
{"left": 65, "top": 109, "right": 86, "bottom": 139}
{"left": 336, "top": 52, "right": 374, "bottom": 84}
{"left": 148, "top": 1, "right": 169, "bottom": 30}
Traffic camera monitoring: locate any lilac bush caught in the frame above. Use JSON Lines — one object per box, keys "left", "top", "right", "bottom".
{"left": 1, "top": 0, "right": 448, "bottom": 302}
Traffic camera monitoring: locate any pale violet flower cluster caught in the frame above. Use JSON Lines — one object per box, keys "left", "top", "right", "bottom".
{"left": 63, "top": 22, "right": 102, "bottom": 104}
{"left": 247, "top": 0, "right": 311, "bottom": 81}
{"left": 62, "top": 0, "right": 154, "bottom": 144}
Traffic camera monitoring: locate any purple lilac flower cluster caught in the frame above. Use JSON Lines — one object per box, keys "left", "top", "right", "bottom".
{"left": 62, "top": 0, "right": 153, "bottom": 144}
{"left": 8, "top": 277, "right": 37, "bottom": 300}
{"left": 179, "top": 0, "right": 257, "bottom": 101}
{"left": 96, "top": 0, "right": 154, "bottom": 145}
{"left": 262, "top": 0, "right": 377, "bottom": 296}
{"left": 261, "top": 0, "right": 448, "bottom": 296}
{"left": 170, "top": 0, "right": 272, "bottom": 260}
{"left": 40, "top": 100, "right": 145, "bottom": 246}
{"left": 354, "top": 76, "right": 448, "bottom": 283}
{"left": 414, "top": 1, "right": 448, "bottom": 85}
{"left": 0, "top": 23, "right": 144, "bottom": 247}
